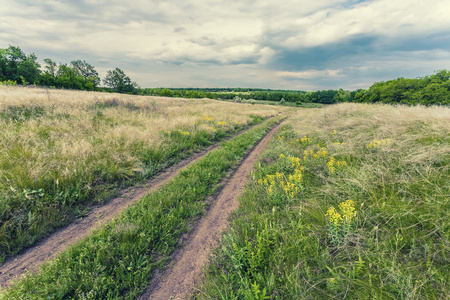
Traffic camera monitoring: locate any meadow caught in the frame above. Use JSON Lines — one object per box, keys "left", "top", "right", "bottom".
{"left": 2, "top": 86, "right": 449, "bottom": 299}
{"left": 0, "top": 86, "right": 285, "bottom": 262}
{"left": 198, "top": 103, "right": 450, "bottom": 299}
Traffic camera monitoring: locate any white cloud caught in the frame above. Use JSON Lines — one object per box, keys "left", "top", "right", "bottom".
{"left": 260, "top": 0, "right": 450, "bottom": 49}
{"left": 276, "top": 69, "right": 344, "bottom": 79}
{"left": 1, "top": 0, "right": 450, "bottom": 89}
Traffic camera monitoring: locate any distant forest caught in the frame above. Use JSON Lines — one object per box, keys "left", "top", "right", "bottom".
{"left": 1, "top": 45, "right": 449, "bottom": 106}
{"left": 353, "top": 70, "right": 450, "bottom": 105}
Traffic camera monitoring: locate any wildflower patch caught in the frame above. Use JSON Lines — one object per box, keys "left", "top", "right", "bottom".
{"left": 325, "top": 200, "right": 357, "bottom": 246}
{"left": 366, "top": 138, "right": 393, "bottom": 150}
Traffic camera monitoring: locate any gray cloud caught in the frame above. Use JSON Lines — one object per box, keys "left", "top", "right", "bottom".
{"left": 1, "top": 0, "right": 450, "bottom": 90}
{"left": 268, "top": 34, "right": 379, "bottom": 71}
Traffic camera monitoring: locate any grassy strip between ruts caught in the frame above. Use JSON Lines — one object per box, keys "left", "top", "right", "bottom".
{"left": 0, "top": 115, "right": 285, "bottom": 299}
{"left": 196, "top": 104, "right": 450, "bottom": 299}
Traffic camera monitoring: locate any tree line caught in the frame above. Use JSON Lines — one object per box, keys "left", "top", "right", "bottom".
{"left": 0, "top": 45, "right": 138, "bottom": 93}
{"left": 141, "top": 88, "right": 360, "bottom": 104}
{"left": 0, "top": 46, "right": 353, "bottom": 104}
{"left": 353, "top": 70, "right": 450, "bottom": 105}
{"left": 1, "top": 45, "right": 449, "bottom": 106}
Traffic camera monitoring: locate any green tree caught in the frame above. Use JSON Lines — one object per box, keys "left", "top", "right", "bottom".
{"left": 159, "top": 88, "right": 175, "bottom": 97}
{"left": 103, "top": 68, "right": 138, "bottom": 93}
{"left": 71, "top": 59, "right": 100, "bottom": 87}
{"left": 333, "top": 88, "right": 351, "bottom": 102}
{"left": 55, "top": 64, "right": 83, "bottom": 89}
{"left": 39, "top": 58, "right": 58, "bottom": 86}
{"left": 0, "top": 45, "right": 41, "bottom": 84}
{"left": 43, "top": 58, "right": 57, "bottom": 77}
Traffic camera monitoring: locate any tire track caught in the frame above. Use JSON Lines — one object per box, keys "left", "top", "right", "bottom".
{"left": 139, "top": 120, "right": 285, "bottom": 300}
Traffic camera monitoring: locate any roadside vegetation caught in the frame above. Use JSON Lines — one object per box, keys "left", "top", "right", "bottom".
{"left": 0, "top": 116, "right": 284, "bottom": 299}
{"left": 0, "top": 86, "right": 285, "bottom": 262}
{"left": 198, "top": 103, "right": 450, "bottom": 299}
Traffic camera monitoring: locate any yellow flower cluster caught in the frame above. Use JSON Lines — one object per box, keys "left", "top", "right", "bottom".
{"left": 325, "top": 206, "right": 342, "bottom": 228}
{"left": 280, "top": 180, "right": 300, "bottom": 198}
{"left": 178, "top": 130, "right": 190, "bottom": 136}
{"left": 203, "top": 116, "right": 213, "bottom": 121}
{"left": 300, "top": 136, "right": 311, "bottom": 143}
{"left": 325, "top": 200, "right": 357, "bottom": 244}
{"left": 331, "top": 130, "right": 337, "bottom": 136}
{"left": 326, "top": 157, "right": 347, "bottom": 174}
{"left": 287, "top": 169, "right": 303, "bottom": 185}
{"left": 217, "top": 121, "right": 227, "bottom": 126}
{"left": 366, "top": 138, "right": 393, "bottom": 149}
{"left": 339, "top": 199, "right": 357, "bottom": 223}
{"left": 258, "top": 155, "right": 304, "bottom": 198}
{"left": 303, "top": 148, "right": 329, "bottom": 160}
{"left": 298, "top": 143, "right": 347, "bottom": 174}
{"left": 326, "top": 200, "right": 357, "bottom": 227}
{"left": 288, "top": 156, "right": 302, "bottom": 168}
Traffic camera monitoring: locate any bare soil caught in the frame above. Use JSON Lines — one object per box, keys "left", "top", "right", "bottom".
{"left": 0, "top": 126, "right": 260, "bottom": 288}
{"left": 139, "top": 121, "right": 284, "bottom": 300}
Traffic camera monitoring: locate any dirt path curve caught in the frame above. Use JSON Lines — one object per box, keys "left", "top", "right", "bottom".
{"left": 139, "top": 121, "right": 285, "bottom": 300}
{"left": 0, "top": 122, "right": 268, "bottom": 288}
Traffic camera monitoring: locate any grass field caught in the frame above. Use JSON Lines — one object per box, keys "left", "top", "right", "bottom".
{"left": 2, "top": 88, "right": 448, "bottom": 299}
{"left": 198, "top": 103, "right": 450, "bottom": 299}
{"left": 0, "top": 86, "right": 287, "bottom": 262}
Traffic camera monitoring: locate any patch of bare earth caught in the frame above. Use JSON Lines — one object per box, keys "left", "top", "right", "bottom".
{"left": 139, "top": 121, "right": 284, "bottom": 300}
{"left": 0, "top": 123, "right": 264, "bottom": 288}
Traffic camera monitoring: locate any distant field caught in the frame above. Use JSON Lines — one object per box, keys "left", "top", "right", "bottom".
{"left": 0, "top": 86, "right": 287, "bottom": 261}
{"left": 198, "top": 103, "right": 450, "bottom": 299}
{"left": 216, "top": 98, "right": 324, "bottom": 108}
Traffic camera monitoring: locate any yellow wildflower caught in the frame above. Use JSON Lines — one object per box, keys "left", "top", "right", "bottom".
{"left": 300, "top": 136, "right": 311, "bottom": 143}
{"left": 325, "top": 207, "right": 343, "bottom": 228}
{"left": 366, "top": 138, "right": 393, "bottom": 149}
{"left": 339, "top": 200, "right": 357, "bottom": 222}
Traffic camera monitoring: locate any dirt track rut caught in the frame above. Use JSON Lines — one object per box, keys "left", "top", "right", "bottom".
{"left": 139, "top": 121, "right": 284, "bottom": 300}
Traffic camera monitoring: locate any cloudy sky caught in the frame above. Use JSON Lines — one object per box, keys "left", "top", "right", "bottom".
{"left": 1, "top": 0, "right": 450, "bottom": 90}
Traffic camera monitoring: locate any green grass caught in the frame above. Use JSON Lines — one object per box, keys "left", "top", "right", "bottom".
{"left": 0, "top": 116, "right": 284, "bottom": 299}
{"left": 197, "top": 104, "right": 450, "bottom": 299}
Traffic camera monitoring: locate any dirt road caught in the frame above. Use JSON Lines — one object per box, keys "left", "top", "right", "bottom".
{"left": 139, "top": 121, "right": 284, "bottom": 300}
